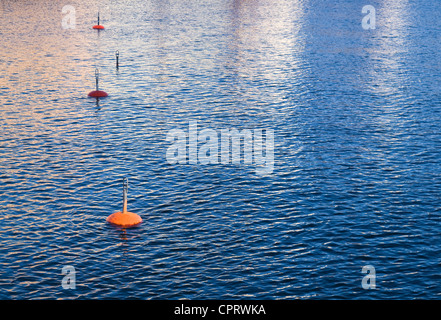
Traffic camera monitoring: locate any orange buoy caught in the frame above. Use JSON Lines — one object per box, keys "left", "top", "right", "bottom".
{"left": 107, "top": 178, "right": 142, "bottom": 228}
{"left": 92, "top": 12, "right": 104, "bottom": 29}
{"left": 88, "top": 68, "right": 108, "bottom": 98}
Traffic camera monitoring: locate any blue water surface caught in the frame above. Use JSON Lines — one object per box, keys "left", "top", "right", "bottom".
{"left": 0, "top": 0, "right": 441, "bottom": 299}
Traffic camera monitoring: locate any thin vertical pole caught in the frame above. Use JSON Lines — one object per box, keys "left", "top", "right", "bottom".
{"left": 95, "top": 68, "right": 99, "bottom": 91}
{"left": 122, "top": 178, "right": 128, "bottom": 214}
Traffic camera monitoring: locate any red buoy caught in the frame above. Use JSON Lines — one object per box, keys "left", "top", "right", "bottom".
{"left": 88, "top": 68, "right": 108, "bottom": 98}
{"left": 92, "top": 12, "right": 104, "bottom": 30}
{"left": 107, "top": 178, "right": 143, "bottom": 228}
{"left": 88, "top": 90, "right": 108, "bottom": 97}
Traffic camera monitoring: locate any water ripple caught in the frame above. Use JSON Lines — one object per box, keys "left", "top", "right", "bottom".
{"left": 1, "top": 0, "right": 441, "bottom": 299}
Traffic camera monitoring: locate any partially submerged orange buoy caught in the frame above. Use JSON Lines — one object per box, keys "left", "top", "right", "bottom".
{"left": 88, "top": 68, "right": 108, "bottom": 98}
{"left": 92, "top": 12, "right": 104, "bottom": 29}
{"left": 107, "top": 178, "right": 142, "bottom": 227}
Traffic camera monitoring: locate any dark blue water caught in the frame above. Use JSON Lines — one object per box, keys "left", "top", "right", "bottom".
{"left": 1, "top": 0, "right": 441, "bottom": 299}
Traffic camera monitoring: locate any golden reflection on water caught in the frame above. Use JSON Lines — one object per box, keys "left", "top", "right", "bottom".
{"left": 0, "top": 1, "right": 104, "bottom": 155}
{"left": 0, "top": 1, "right": 95, "bottom": 101}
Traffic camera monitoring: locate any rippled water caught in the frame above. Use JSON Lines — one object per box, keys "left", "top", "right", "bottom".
{"left": 1, "top": 0, "right": 441, "bottom": 299}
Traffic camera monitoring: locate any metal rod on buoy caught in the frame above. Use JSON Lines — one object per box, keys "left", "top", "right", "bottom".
{"left": 106, "top": 178, "right": 143, "bottom": 228}
{"left": 88, "top": 68, "right": 108, "bottom": 98}
{"left": 97, "top": 12, "right": 100, "bottom": 26}
{"left": 122, "top": 177, "right": 128, "bottom": 214}
{"left": 116, "top": 50, "right": 119, "bottom": 69}
{"left": 95, "top": 68, "right": 99, "bottom": 91}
